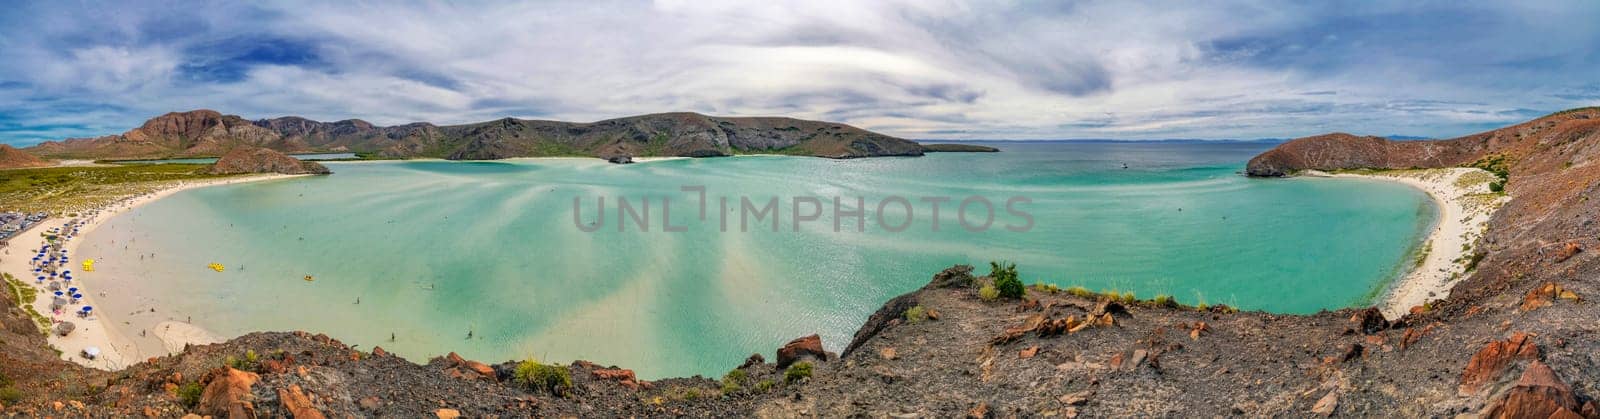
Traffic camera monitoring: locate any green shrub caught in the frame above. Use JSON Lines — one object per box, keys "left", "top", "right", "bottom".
{"left": 176, "top": 381, "right": 203, "bottom": 407}
{"left": 1066, "top": 286, "right": 1094, "bottom": 298}
{"left": 225, "top": 349, "right": 261, "bottom": 372}
{"left": 989, "top": 261, "right": 1025, "bottom": 299}
{"left": 756, "top": 379, "right": 776, "bottom": 392}
{"left": 514, "top": 360, "right": 573, "bottom": 395}
{"left": 1489, "top": 181, "right": 1505, "bottom": 193}
{"left": 0, "top": 386, "right": 21, "bottom": 404}
{"left": 904, "top": 305, "right": 927, "bottom": 323}
{"left": 1152, "top": 295, "right": 1176, "bottom": 307}
{"left": 978, "top": 284, "right": 1000, "bottom": 301}
{"left": 784, "top": 361, "right": 813, "bottom": 384}
{"left": 720, "top": 369, "right": 747, "bottom": 394}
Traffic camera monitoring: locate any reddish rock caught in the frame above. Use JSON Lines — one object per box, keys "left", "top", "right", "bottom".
{"left": 776, "top": 334, "right": 828, "bottom": 368}
{"left": 1459, "top": 332, "right": 1540, "bottom": 395}
{"left": 197, "top": 367, "right": 259, "bottom": 418}
{"left": 276, "top": 384, "right": 325, "bottom": 419}
{"left": 371, "top": 346, "right": 388, "bottom": 357}
{"left": 1019, "top": 346, "right": 1039, "bottom": 359}
{"left": 1311, "top": 390, "right": 1338, "bottom": 416}
{"left": 1553, "top": 242, "right": 1582, "bottom": 263}
{"left": 591, "top": 368, "right": 641, "bottom": 390}
{"left": 967, "top": 401, "right": 991, "bottom": 418}
{"left": 464, "top": 361, "right": 495, "bottom": 380}
{"left": 1349, "top": 307, "right": 1389, "bottom": 335}
{"left": 1482, "top": 361, "right": 1583, "bottom": 419}
{"left": 435, "top": 408, "right": 461, "bottom": 419}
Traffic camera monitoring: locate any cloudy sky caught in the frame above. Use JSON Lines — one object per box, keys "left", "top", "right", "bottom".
{"left": 1, "top": 1, "right": 1597, "bottom": 146}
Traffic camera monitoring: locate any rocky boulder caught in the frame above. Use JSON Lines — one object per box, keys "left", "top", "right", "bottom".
{"left": 276, "top": 384, "right": 325, "bottom": 419}
{"left": 202, "top": 147, "right": 331, "bottom": 175}
{"left": 1481, "top": 361, "right": 1589, "bottom": 418}
{"left": 1459, "top": 332, "right": 1540, "bottom": 395}
{"left": 777, "top": 334, "right": 829, "bottom": 368}
{"left": 198, "top": 367, "right": 260, "bottom": 418}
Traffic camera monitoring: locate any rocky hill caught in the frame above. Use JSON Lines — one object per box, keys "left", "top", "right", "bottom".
{"left": 25, "top": 110, "right": 928, "bottom": 161}
{"left": 1, "top": 109, "right": 1597, "bottom": 417}
{"left": 0, "top": 144, "right": 51, "bottom": 169}
{"left": 200, "top": 147, "right": 332, "bottom": 175}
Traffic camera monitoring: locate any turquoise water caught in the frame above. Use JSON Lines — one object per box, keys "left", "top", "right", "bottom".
{"left": 76, "top": 142, "right": 1433, "bottom": 378}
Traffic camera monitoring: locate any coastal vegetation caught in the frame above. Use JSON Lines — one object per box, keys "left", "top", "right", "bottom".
{"left": 224, "top": 350, "right": 262, "bottom": 372}
{"left": 513, "top": 359, "right": 573, "bottom": 396}
{"left": 988, "top": 261, "right": 1024, "bottom": 299}
{"left": 0, "top": 273, "right": 45, "bottom": 332}
{"left": 0, "top": 163, "right": 224, "bottom": 213}
{"left": 175, "top": 381, "right": 203, "bottom": 408}
{"left": 783, "top": 361, "right": 813, "bottom": 384}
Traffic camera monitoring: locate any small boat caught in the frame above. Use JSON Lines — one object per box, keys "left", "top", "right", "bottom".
{"left": 304, "top": 275, "right": 315, "bottom": 282}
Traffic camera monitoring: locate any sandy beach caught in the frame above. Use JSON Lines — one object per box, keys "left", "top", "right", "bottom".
{"left": 1309, "top": 168, "right": 1507, "bottom": 318}
{"left": 0, "top": 174, "right": 306, "bottom": 370}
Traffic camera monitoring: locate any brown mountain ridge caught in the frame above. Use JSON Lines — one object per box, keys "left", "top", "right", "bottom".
{"left": 24, "top": 110, "right": 929, "bottom": 161}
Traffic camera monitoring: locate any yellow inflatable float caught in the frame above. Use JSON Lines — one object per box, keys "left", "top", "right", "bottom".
{"left": 82, "top": 259, "right": 95, "bottom": 272}
{"left": 303, "top": 275, "right": 315, "bottom": 282}
{"left": 208, "top": 263, "right": 225, "bottom": 272}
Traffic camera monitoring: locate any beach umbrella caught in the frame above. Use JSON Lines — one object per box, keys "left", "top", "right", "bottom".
{"left": 53, "top": 291, "right": 62, "bottom": 297}
{"left": 83, "top": 306, "right": 92, "bottom": 314}
{"left": 82, "top": 346, "right": 99, "bottom": 359}
{"left": 68, "top": 287, "right": 78, "bottom": 293}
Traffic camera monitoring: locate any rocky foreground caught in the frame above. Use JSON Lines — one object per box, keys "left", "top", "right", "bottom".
{"left": 24, "top": 110, "right": 930, "bottom": 161}
{"left": 1, "top": 109, "right": 1597, "bottom": 417}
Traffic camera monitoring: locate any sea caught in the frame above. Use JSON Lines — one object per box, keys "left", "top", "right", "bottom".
{"left": 74, "top": 142, "right": 1434, "bottom": 378}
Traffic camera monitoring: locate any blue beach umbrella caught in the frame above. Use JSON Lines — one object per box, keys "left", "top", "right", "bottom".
{"left": 73, "top": 294, "right": 82, "bottom": 300}
{"left": 53, "top": 291, "right": 63, "bottom": 297}
{"left": 68, "top": 287, "right": 77, "bottom": 293}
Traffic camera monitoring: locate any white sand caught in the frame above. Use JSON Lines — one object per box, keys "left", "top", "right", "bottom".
{"left": 1308, "top": 168, "right": 1507, "bottom": 318}
{"left": 0, "top": 174, "right": 306, "bottom": 370}
{"left": 153, "top": 320, "right": 224, "bottom": 353}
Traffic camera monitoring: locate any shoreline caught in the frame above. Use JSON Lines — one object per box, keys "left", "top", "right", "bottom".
{"left": 1304, "top": 168, "right": 1506, "bottom": 318}
{"left": 0, "top": 173, "right": 308, "bottom": 370}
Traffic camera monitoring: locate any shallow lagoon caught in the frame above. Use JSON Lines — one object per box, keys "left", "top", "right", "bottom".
{"left": 76, "top": 142, "right": 1432, "bottom": 378}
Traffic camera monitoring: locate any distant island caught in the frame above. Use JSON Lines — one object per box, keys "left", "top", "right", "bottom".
{"left": 21, "top": 110, "right": 995, "bottom": 163}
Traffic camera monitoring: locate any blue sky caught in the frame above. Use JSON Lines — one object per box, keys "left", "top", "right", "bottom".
{"left": 1, "top": 1, "right": 1597, "bottom": 146}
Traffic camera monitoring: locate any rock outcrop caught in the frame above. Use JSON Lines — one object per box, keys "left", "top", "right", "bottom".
{"left": 26, "top": 110, "right": 927, "bottom": 161}
{"left": 201, "top": 147, "right": 332, "bottom": 175}
{"left": 0, "top": 144, "right": 51, "bottom": 169}
{"left": 775, "top": 334, "right": 828, "bottom": 368}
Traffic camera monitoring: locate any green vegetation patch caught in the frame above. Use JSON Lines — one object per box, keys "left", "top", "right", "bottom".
{"left": 0, "top": 164, "right": 227, "bottom": 213}
{"left": 514, "top": 359, "right": 573, "bottom": 396}
{"left": 989, "top": 261, "right": 1024, "bottom": 299}
{"left": 0, "top": 273, "right": 47, "bottom": 332}
{"left": 784, "top": 361, "right": 813, "bottom": 384}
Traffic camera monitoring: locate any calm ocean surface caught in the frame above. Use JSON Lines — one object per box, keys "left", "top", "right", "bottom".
{"left": 76, "top": 142, "right": 1433, "bottom": 378}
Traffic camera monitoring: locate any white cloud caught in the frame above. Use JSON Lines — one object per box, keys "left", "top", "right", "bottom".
{"left": 0, "top": 0, "right": 1597, "bottom": 145}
